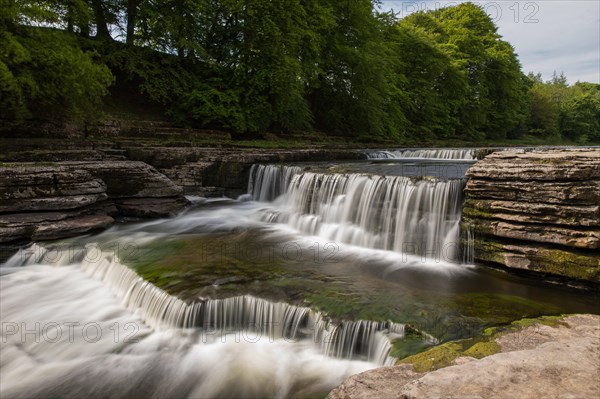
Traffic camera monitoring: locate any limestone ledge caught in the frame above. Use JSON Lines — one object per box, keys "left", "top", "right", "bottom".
{"left": 462, "top": 148, "right": 600, "bottom": 283}
{"left": 0, "top": 161, "right": 188, "bottom": 243}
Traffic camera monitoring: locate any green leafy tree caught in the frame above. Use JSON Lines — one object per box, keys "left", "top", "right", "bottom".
{"left": 560, "top": 87, "right": 600, "bottom": 143}
{"left": 428, "top": 3, "right": 530, "bottom": 139}
{"left": 310, "top": 0, "right": 406, "bottom": 140}
{"left": 392, "top": 12, "right": 466, "bottom": 140}
{"left": 1, "top": 1, "right": 113, "bottom": 120}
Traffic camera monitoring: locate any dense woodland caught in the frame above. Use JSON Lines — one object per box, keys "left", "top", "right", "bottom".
{"left": 1, "top": 0, "right": 599, "bottom": 143}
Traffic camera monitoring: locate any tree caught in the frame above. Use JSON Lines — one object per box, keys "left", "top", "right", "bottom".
{"left": 560, "top": 87, "right": 600, "bottom": 143}
{"left": 309, "top": 0, "right": 406, "bottom": 140}
{"left": 392, "top": 12, "right": 466, "bottom": 139}
{"left": 0, "top": 1, "right": 113, "bottom": 120}
{"left": 426, "top": 3, "right": 530, "bottom": 139}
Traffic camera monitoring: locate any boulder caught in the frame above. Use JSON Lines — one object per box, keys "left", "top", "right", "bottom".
{"left": 0, "top": 165, "right": 107, "bottom": 212}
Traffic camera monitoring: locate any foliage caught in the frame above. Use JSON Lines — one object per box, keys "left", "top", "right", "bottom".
{"left": 526, "top": 72, "right": 600, "bottom": 143}
{"left": 0, "top": 28, "right": 113, "bottom": 120}
{"left": 1, "top": 0, "right": 597, "bottom": 143}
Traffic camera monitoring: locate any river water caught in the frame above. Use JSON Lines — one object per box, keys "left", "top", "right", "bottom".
{"left": 1, "top": 150, "right": 598, "bottom": 398}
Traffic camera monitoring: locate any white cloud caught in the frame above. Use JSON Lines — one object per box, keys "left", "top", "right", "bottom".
{"left": 380, "top": 0, "right": 600, "bottom": 83}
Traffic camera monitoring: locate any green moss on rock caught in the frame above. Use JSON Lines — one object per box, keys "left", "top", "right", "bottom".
{"left": 527, "top": 249, "right": 600, "bottom": 282}
{"left": 399, "top": 341, "right": 466, "bottom": 372}
{"left": 463, "top": 340, "right": 501, "bottom": 358}
{"left": 399, "top": 314, "right": 570, "bottom": 372}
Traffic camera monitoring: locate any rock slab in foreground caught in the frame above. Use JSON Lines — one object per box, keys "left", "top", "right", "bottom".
{"left": 462, "top": 148, "right": 600, "bottom": 283}
{"left": 328, "top": 314, "right": 600, "bottom": 399}
{"left": 0, "top": 161, "right": 188, "bottom": 243}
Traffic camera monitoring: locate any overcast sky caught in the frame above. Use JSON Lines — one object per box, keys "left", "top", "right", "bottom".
{"left": 380, "top": 1, "right": 600, "bottom": 84}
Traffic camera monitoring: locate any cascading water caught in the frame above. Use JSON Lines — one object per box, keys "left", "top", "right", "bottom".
{"left": 251, "top": 166, "right": 466, "bottom": 263}
{"left": 248, "top": 164, "right": 303, "bottom": 202}
{"left": 367, "top": 148, "right": 475, "bottom": 160}
{"left": 0, "top": 257, "right": 376, "bottom": 398}
{"left": 2, "top": 244, "right": 415, "bottom": 367}
{"left": 5, "top": 152, "right": 595, "bottom": 399}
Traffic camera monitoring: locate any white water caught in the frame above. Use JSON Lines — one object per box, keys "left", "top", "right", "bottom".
{"left": 1, "top": 156, "right": 469, "bottom": 398}
{"left": 248, "top": 164, "right": 303, "bottom": 202}
{"left": 2, "top": 245, "right": 411, "bottom": 362}
{"left": 1, "top": 246, "right": 382, "bottom": 398}
{"left": 367, "top": 148, "right": 474, "bottom": 160}
{"left": 251, "top": 167, "right": 465, "bottom": 263}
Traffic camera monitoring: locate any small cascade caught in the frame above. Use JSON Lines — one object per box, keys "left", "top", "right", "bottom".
{"left": 312, "top": 317, "right": 408, "bottom": 365}
{"left": 367, "top": 148, "right": 474, "bottom": 160}
{"left": 259, "top": 170, "right": 466, "bottom": 261}
{"left": 462, "top": 223, "right": 475, "bottom": 265}
{"left": 6, "top": 244, "right": 434, "bottom": 366}
{"left": 248, "top": 164, "right": 303, "bottom": 202}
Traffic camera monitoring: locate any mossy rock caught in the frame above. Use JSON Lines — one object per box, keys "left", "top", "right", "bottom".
{"left": 399, "top": 314, "right": 570, "bottom": 372}
{"left": 399, "top": 341, "right": 466, "bottom": 372}
{"left": 527, "top": 249, "right": 600, "bottom": 283}
{"left": 451, "top": 293, "right": 560, "bottom": 326}
{"left": 463, "top": 340, "right": 501, "bottom": 358}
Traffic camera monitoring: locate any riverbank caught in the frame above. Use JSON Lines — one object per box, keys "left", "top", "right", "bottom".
{"left": 328, "top": 314, "right": 600, "bottom": 399}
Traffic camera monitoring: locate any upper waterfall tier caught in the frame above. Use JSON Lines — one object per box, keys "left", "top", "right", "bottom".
{"left": 249, "top": 164, "right": 466, "bottom": 261}
{"left": 366, "top": 148, "right": 475, "bottom": 160}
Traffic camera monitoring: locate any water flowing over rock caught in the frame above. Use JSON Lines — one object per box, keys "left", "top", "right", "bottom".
{"left": 248, "top": 164, "right": 303, "bottom": 202}
{"left": 366, "top": 148, "right": 474, "bottom": 160}
{"left": 4, "top": 243, "right": 420, "bottom": 366}
{"left": 250, "top": 165, "right": 466, "bottom": 261}
{"left": 462, "top": 148, "right": 600, "bottom": 282}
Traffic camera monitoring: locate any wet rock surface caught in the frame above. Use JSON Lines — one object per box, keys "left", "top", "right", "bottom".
{"left": 328, "top": 314, "right": 600, "bottom": 399}
{"left": 462, "top": 148, "right": 600, "bottom": 283}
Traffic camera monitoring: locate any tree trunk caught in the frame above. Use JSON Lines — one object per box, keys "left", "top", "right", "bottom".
{"left": 126, "top": 0, "right": 140, "bottom": 45}
{"left": 91, "top": 0, "right": 112, "bottom": 40}
{"left": 66, "top": 3, "right": 74, "bottom": 32}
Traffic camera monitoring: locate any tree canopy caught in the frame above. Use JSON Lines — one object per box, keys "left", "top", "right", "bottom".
{"left": 1, "top": 1, "right": 598, "bottom": 143}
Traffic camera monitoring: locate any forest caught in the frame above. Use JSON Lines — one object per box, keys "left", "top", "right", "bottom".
{"left": 1, "top": 0, "right": 599, "bottom": 144}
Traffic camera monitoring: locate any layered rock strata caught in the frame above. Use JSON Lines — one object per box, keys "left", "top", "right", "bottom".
{"left": 125, "top": 147, "right": 364, "bottom": 197}
{"left": 462, "top": 148, "right": 600, "bottom": 283}
{"left": 0, "top": 161, "right": 188, "bottom": 243}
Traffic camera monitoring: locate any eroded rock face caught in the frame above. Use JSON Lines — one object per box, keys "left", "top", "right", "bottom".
{"left": 0, "top": 162, "right": 188, "bottom": 243}
{"left": 462, "top": 148, "right": 600, "bottom": 283}
{"left": 328, "top": 314, "right": 600, "bottom": 399}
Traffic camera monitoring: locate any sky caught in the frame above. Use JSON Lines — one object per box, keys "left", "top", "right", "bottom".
{"left": 380, "top": 0, "right": 600, "bottom": 84}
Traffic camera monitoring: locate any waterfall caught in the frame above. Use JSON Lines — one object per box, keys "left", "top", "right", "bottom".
{"left": 462, "top": 223, "right": 475, "bottom": 265}
{"left": 367, "top": 148, "right": 474, "bottom": 160}
{"left": 4, "top": 244, "right": 434, "bottom": 366}
{"left": 252, "top": 169, "right": 466, "bottom": 262}
{"left": 248, "top": 164, "right": 303, "bottom": 201}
